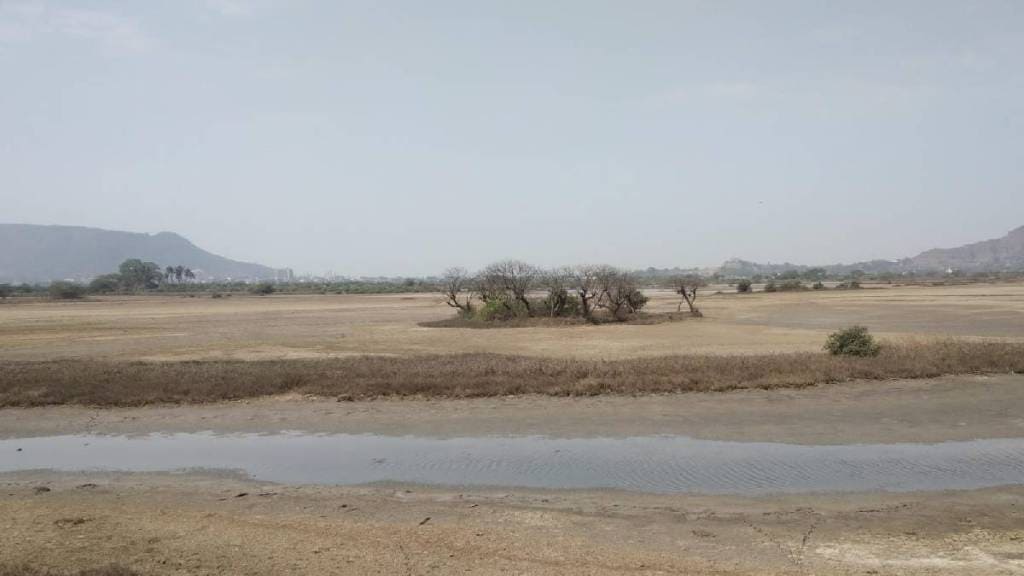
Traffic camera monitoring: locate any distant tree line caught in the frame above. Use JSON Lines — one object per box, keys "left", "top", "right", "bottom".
{"left": 3, "top": 259, "right": 1022, "bottom": 303}
{"left": 88, "top": 259, "right": 196, "bottom": 294}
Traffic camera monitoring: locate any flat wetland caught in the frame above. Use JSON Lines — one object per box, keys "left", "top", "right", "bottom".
{"left": 3, "top": 282, "right": 1024, "bottom": 574}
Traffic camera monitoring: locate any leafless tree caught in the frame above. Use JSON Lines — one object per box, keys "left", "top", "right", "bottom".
{"left": 597, "top": 267, "right": 647, "bottom": 321}
{"left": 441, "top": 267, "right": 475, "bottom": 314}
{"left": 671, "top": 275, "right": 706, "bottom": 317}
{"left": 479, "top": 260, "right": 539, "bottom": 314}
{"left": 540, "top": 268, "right": 571, "bottom": 317}
{"left": 567, "top": 265, "right": 605, "bottom": 319}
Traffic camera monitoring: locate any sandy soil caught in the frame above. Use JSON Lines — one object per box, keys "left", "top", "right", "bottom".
{"left": 1, "top": 282, "right": 1022, "bottom": 361}
{"left": 3, "top": 374, "right": 1023, "bottom": 444}
{"left": 3, "top": 471, "right": 1023, "bottom": 575}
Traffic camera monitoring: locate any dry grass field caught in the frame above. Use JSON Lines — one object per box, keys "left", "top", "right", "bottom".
{"left": 1, "top": 282, "right": 1022, "bottom": 363}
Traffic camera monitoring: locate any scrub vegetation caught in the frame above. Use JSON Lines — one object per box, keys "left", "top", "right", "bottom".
{"left": 1, "top": 340, "right": 1020, "bottom": 407}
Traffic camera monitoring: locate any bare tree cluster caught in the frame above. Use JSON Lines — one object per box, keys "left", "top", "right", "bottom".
{"left": 440, "top": 261, "right": 655, "bottom": 322}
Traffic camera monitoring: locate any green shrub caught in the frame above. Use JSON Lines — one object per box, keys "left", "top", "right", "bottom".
{"left": 777, "top": 279, "right": 807, "bottom": 292}
{"left": 89, "top": 274, "right": 122, "bottom": 294}
{"left": 763, "top": 281, "right": 777, "bottom": 293}
{"left": 835, "top": 281, "right": 862, "bottom": 290}
{"left": 537, "top": 294, "right": 581, "bottom": 317}
{"left": 476, "top": 299, "right": 510, "bottom": 321}
{"left": 48, "top": 281, "right": 86, "bottom": 300}
{"left": 736, "top": 279, "right": 752, "bottom": 293}
{"left": 251, "top": 282, "right": 275, "bottom": 295}
{"left": 626, "top": 289, "right": 649, "bottom": 313}
{"left": 824, "top": 325, "right": 881, "bottom": 357}
{"left": 812, "top": 281, "right": 825, "bottom": 290}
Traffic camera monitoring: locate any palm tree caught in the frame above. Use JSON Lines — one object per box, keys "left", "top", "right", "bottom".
{"left": 175, "top": 265, "right": 185, "bottom": 283}
{"left": 165, "top": 266, "right": 176, "bottom": 284}
{"left": 184, "top": 268, "right": 195, "bottom": 283}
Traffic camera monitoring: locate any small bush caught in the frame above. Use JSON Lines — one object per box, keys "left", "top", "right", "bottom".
{"left": 763, "top": 281, "right": 777, "bottom": 293}
{"left": 250, "top": 282, "right": 275, "bottom": 296}
{"left": 835, "top": 281, "right": 862, "bottom": 290}
{"left": 777, "top": 280, "right": 807, "bottom": 292}
{"left": 537, "top": 293, "right": 581, "bottom": 318}
{"left": 475, "top": 299, "right": 507, "bottom": 321}
{"left": 625, "top": 289, "right": 649, "bottom": 313}
{"left": 812, "top": 281, "right": 825, "bottom": 290}
{"left": 736, "top": 279, "right": 752, "bottom": 293}
{"left": 48, "top": 281, "right": 86, "bottom": 300}
{"left": 211, "top": 292, "right": 223, "bottom": 299}
{"left": 825, "top": 325, "right": 881, "bottom": 357}
{"left": 88, "top": 274, "right": 122, "bottom": 294}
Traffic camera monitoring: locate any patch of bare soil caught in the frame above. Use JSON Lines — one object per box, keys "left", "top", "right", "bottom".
{"left": 2, "top": 472, "right": 1022, "bottom": 575}
{"left": 2, "top": 374, "right": 1023, "bottom": 444}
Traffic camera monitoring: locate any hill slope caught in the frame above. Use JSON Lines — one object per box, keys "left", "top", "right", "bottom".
{"left": 715, "top": 225, "right": 1024, "bottom": 276}
{"left": 906, "top": 225, "right": 1024, "bottom": 272}
{"left": 0, "top": 224, "right": 280, "bottom": 283}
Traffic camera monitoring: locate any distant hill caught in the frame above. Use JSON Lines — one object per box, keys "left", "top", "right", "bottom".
{"left": 716, "top": 225, "right": 1024, "bottom": 277}
{"left": 905, "top": 225, "right": 1024, "bottom": 272}
{"left": 0, "top": 224, "right": 282, "bottom": 283}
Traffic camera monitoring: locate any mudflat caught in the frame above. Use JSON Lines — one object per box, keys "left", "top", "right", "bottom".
{"left": 3, "top": 375, "right": 1024, "bottom": 574}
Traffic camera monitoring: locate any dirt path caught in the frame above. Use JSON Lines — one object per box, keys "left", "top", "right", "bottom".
{"left": 3, "top": 374, "right": 1023, "bottom": 444}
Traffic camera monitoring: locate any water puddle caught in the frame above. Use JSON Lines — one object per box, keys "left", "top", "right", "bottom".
{"left": 3, "top": 433, "right": 1024, "bottom": 495}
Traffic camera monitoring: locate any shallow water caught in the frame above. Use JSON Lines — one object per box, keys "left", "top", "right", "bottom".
{"left": 3, "top": 433, "right": 1024, "bottom": 495}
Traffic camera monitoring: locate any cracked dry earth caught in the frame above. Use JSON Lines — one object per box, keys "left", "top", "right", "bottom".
{"left": 2, "top": 473, "right": 1023, "bottom": 575}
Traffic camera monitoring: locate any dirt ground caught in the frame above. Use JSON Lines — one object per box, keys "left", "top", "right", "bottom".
{"left": 1, "top": 282, "right": 1022, "bottom": 361}
{"left": 3, "top": 374, "right": 1023, "bottom": 444}
{"left": 3, "top": 375, "right": 1024, "bottom": 574}
{"left": 3, "top": 472, "right": 1024, "bottom": 576}
{"left": 3, "top": 283, "right": 1024, "bottom": 574}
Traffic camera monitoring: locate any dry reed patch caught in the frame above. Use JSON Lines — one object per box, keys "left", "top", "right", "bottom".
{"left": 0, "top": 566, "right": 140, "bottom": 576}
{"left": 0, "top": 341, "right": 1020, "bottom": 407}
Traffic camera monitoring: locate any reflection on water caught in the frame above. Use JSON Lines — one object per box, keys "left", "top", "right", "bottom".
{"left": 3, "top": 433, "right": 1024, "bottom": 495}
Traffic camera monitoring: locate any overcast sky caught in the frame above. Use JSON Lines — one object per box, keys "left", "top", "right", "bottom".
{"left": 2, "top": 1, "right": 1022, "bottom": 276}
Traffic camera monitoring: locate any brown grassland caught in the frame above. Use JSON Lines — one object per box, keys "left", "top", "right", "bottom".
{"left": 1, "top": 282, "right": 1023, "bottom": 405}
{"left": 0, "top": 566, "right": 138, "bottom": 576}
{"left": 2, "top": 340, "right": 1023, "bottom": 407}
{"left": 1, "top": 283, "right": 1023, "bottom": 363}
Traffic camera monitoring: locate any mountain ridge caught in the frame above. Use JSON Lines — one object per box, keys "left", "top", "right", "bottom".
{"left": 0, "top": 223, "right": 281, "bottom": 283}
{"left": 717, "top": 225, "right": 1024, "bottom": 277}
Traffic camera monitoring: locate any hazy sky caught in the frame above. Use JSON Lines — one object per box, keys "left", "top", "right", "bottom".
{"left": 2, "top": 1, "right": 1022, "bottom": 276}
